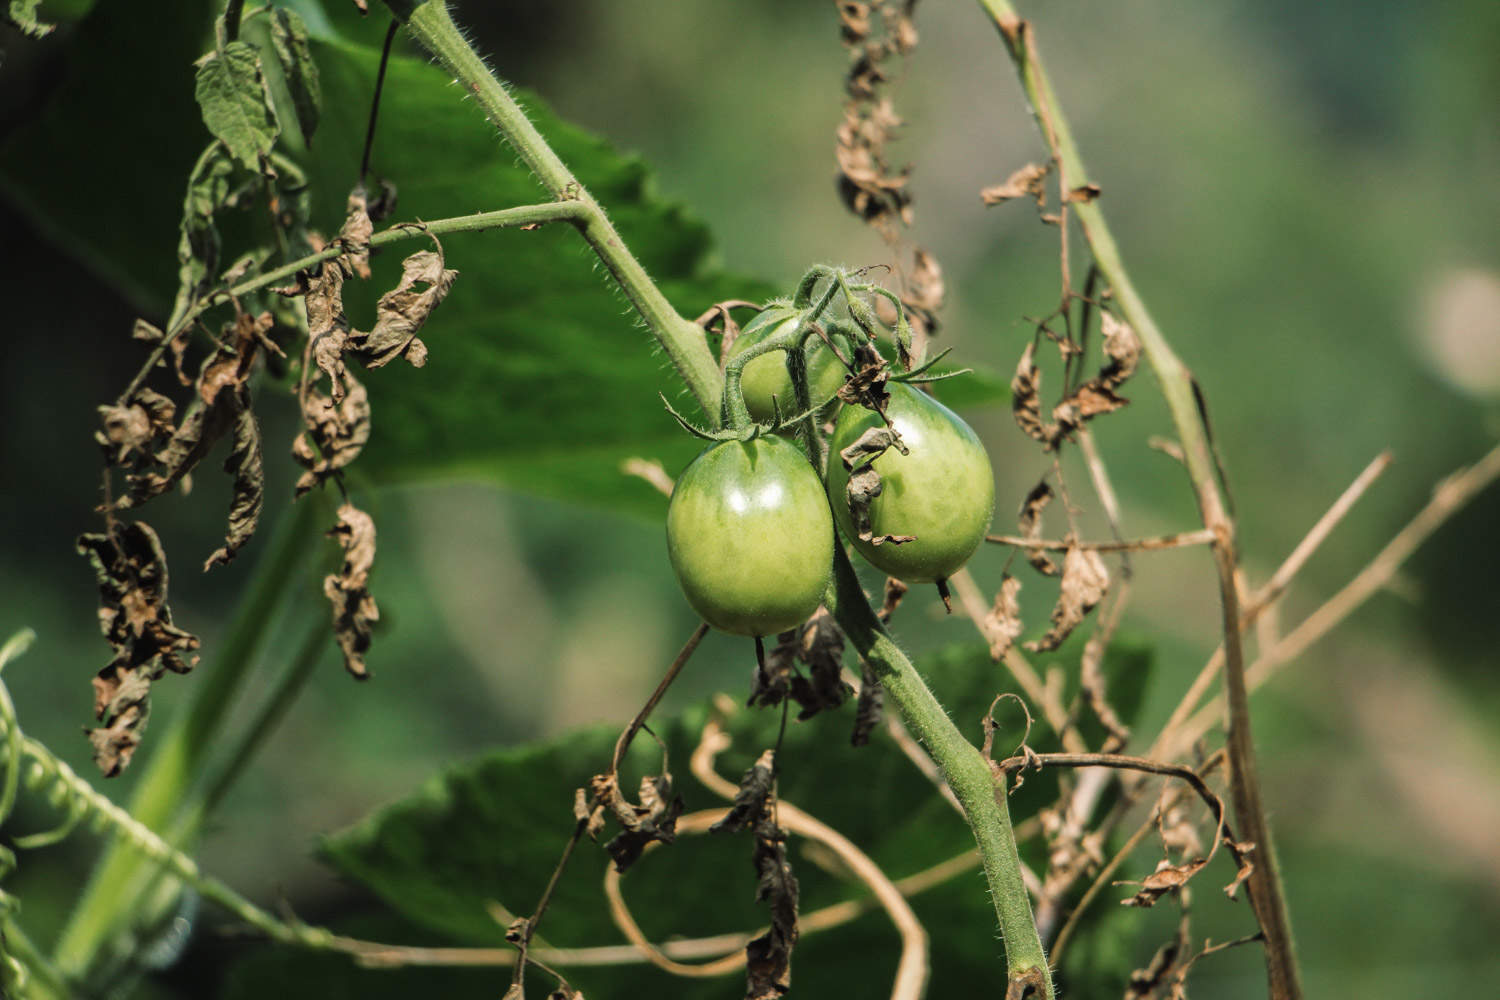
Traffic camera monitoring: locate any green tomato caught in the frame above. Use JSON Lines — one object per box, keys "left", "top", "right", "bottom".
{"left": 825, "top": 382, "right": 995, "bottom": 583}
{"left": 727, "top": 308, "right": 849, "bottom": 424}
{"left": 666, "top": 434, "right": 834, "bottom": 636}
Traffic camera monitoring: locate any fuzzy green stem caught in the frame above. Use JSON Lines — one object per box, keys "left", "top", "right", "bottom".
{"left": 825, "top": 549, "right": 1053, "bottom": 997}
{"left": 51, "top": 498, "right": 324, "bottom": 983}
{"left": 976, "top": 2, "right": 1300, "bottom": 996}
{"left": 390, "top": 0, "right": 724, "bottom": 422}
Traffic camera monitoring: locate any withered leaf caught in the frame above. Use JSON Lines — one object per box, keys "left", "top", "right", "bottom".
{"left": 589, "top": 769, "right": 684, "bottom": 873}
{"left": 1017, "top": 481, "right": 1057, "bottom": 575}
{"left": 877, "top": 576, "right": 908, "bottom": 623}
{"left": 981, "top": 162, "right": 1050, "bottom": 207}
{"left": 340, "top": 183, "right": 374, "bottom": 280}
{"left": 77, "top": 522, "right": 200, "bottom": 775}
{"left": 1099, "top": 311, "right": 1141, "bottom": 389}
{"left": 349, "top": 246, "right": 458, "bottom": 369}
{"left": 1026, "top": 544, "right": 1109, "bottom": 652}
{"left": 851, "top": 660, "right": 883, "bottom": 747}
{"left": 324, "top": 503, "right": 379, "bottom": 679}
{"left": 839, "top": 426, "right": 916, "bottom": 547}
{"left": 97, "top": 389, "right": 176, "bottom": 465}
{"left": 293, "top": 373, "right": 370, "bottom": 496}
{"left": 748, "top": 630, "right": 797, "bottom": 709}
{"left": 1119, "top": 857, "right": 1208, "bottom": 908}
{"left": 1223, "top": 838, "right": 1255, "bottom": 900}
{"left": 203, "top": 407, "right": 264, "bottom": 570}
{"left": 1010, "top": 342, "right": 1051, "bottom": 447}
{"left": 836, "top": 1, "right": 870, "bottom": 43}
{"left": 788, "top": 609, "right": 849, "bottom": 721}
{"left": 712, "top": 750, "right": 777, "bottom": 835}
{"left": 1081, "top": 630, "right": 1130, "bottom": 751}
{"left": 1065, "top": 183, "right": 1102, "bottom": 203}
{"left": 984, "top": 574, "right": 1024, "bottom": 661}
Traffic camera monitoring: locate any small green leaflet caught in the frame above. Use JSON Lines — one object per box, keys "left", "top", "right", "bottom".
{"left": 194, "top": 40, "right": 280, "bottom": 169}
{"left": 270, "top": 8, "right": 322, "bottom": 146}
{"left": 6, "top": 0, "right": 54, "bottom": 38}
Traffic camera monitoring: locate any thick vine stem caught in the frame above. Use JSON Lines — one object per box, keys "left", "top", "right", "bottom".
{"left": 976, "top": 2, "right": 1301, "bottom": 996}
{"left": 387, "top": 0, "right": 724, "bottom": 422}
{"left": 825, "top": 549, "right": 1054, "bottom": 998}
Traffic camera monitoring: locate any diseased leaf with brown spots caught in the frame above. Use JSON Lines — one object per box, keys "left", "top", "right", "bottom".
{"left": 981, "top": 162, "right": 1050, "bottom": 207}
{"left": 203, "top": 406, "right": 264, "bottom": 570}
{"left": 984, "top": 574, "right": 1024, "bottom": 660}
{"left": 324, "top": 502, "right": 379, "bottom": 679}
{"left": 76, "top": 522, "right": 200, "bottom": 775}
{"left": 349, "top": 244, "right": 458, "bottom": 369}
{"left": 1026, "top": 544, "right": 1109, "bottom": 652}
{"left": 1018, "top": 480, "right": 1057, "bottom": 575}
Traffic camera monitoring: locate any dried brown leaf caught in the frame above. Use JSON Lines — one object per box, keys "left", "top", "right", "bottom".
{"left": 836, "top": 1, "right": 870, "bottom": 43}
{"left": 293, "top": 373, "right": 370, "bottom": 496}
{"left": 324, "top": 503, "right": 379, "bottom": 679}
{"left": 839, "top": 425, "right": 916, "bottom": 547}
{"left": 981, "top": 162, "right": 1050, "bottom": 207}
{"left": 748, "top": 630, "right": 798, "bottom": 709}
{"left": 1099, "top": 311, "right": 1141, "bottom": 389}
{"left": 96, "top": 389, "right": 176, "bottom": 465}
{"left": 788, "top": 608, "right": 849, "bottom": 721}
{"left": 589, "top": 768, "right": 684, "bottom": 873}
{"left": 1119, "top": 857, "right": 1208, "bottom": 908}
{"left": 1018, "top": 481, "right": 1057, "bottom": 575}
{"left": 984, "top": 574, "right": 1024, "bottom": 660}
{"left": 350, "top": 246, "right": 458, "bottom": 369}
{"left": 1026, "top": 545, "right": 1109, "bottom": 652}
{"left": 712, "top": 749, "right": 777, "bottom": 835}
{"left": 1064, "top": 183, "right": 1101, "bottom": 204}
{"left": 877, "top": 576, "right": 908, "bottom": 623}
{"left": 203, "top": 407, "right": 264, "bottom": 570}
{"left": 76, "top": 522, "right": 200, "bottom": 775}
{"left": 341, "top": 184, "right": 374, "bottom": 280}
{"left": 1011, "top": 342, "right": 1052, "bottom": 446}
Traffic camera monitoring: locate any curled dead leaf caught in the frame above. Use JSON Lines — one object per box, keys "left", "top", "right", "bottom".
{"left": 324, "top": 503, "right": 379, "bottom": 679}
{"left": 1026, "top": 544, "right": 1109, "bottom": 652}
{"left": 981, "top": 162, "right": 1050, "bottom": 207}
{"left": 349, "top": 244, "right": 458, "bottom": 369}
{"left": 1017, "top": 481, "right": 1057, "bottom": 575}
{"left": 984, "top": 574, "right": 1024, "bottom": 660}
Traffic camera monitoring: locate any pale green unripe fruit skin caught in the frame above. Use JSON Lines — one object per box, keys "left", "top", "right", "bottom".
{"left": 825, "top": 383, "right": 995, "bottom": 583}
{"left": 666, "top": 436, "right": 834, "bottom": 636}
{"left": 727, "top": 314, "right": 849, "bottom": 424}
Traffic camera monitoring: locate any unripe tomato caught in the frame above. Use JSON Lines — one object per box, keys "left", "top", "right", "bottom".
{"left": 825, "top": 382, "right": 994, "bottom": 583}
{"left": 727, "top": 308, "right": 849, "bottom": 424}
{"left": 667, "top": 435, "right": 834, "bottom": 636}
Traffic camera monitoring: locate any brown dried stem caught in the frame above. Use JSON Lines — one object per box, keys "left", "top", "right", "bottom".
{"left": 1149, "top": 451, "right": 1394, "bottom": 766}
{"left": 978, "top": 3, "right": 1300, "bottom": 993}
{"left": 987, "top": 528, "right": 1215, "bottom": 553}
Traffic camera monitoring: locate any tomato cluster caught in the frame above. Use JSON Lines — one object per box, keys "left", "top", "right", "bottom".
{"left": 665, "top": 290, "right": 995, "bottom": 636}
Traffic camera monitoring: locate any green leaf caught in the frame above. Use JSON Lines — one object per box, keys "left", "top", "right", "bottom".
{"left": 0, "top": 2, "right": 1006, "bottom": 520}
{"left": 6, "top": 0, "right": 54, "bottom": 37}
{"left": 194, "top": 40, "right": 280, "bottom": 169}
{"left": 312, "top": 641, "right": 1129, "bottom": 998}
{"left": 269, "top": 8, "right": 321, "bottom": 146}
{"left": 175, "top": 142, "right": 246, "bottom": 315}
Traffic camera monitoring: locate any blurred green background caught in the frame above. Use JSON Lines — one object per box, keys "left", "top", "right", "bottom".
{"left": 1, "top": 0, "right": 1498, "bottom": 997}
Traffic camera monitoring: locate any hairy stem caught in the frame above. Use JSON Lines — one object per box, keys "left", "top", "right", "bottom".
{"left": 388, "top": 0, "right": 724, "bottom": 422}
{"left": 976, "top": 2, "right": 1301, "bottom": 995}
{"left": 825, "top": 549, "right": 1053, "bottom": 997}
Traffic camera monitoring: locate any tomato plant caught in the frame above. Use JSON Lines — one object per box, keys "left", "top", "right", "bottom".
{"left": 665, "top": 434, "right": 833, "bottom": 636}
{"left": 825, "top": 382, "right": 995, "bottom": 584}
